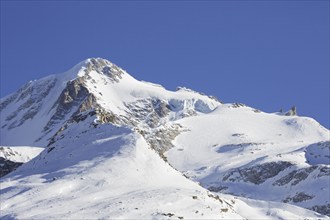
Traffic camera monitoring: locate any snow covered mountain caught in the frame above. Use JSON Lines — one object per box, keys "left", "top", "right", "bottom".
{"left": 0, "top": 58, "right": 329, "bottom": 219}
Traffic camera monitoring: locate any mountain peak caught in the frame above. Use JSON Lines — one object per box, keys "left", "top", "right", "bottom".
{"left": 75, "top": 57, "right": 113, "bottom": 69}
{"left": 1, "top": 59, "right": 329, "bottom": 218}
{"left": 63, "top": 57, "right": 128, "bottom": 83}
{"left": 80, "top": 57, "right": 126, "bottom": 81}
{"left": 84, "top": 57, "right": 113, "bottom": 71}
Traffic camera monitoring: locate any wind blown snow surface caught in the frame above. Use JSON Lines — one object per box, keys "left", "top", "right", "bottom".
{"left": 0, "top": 58, "right": 329, "bottom": 219}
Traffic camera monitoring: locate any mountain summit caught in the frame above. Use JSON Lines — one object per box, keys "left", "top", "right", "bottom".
{"left": 1, "top": 58, "right": 220, "bottom": 151}
{"left": 1, "top": 58, "right": 329, "bottom": 219}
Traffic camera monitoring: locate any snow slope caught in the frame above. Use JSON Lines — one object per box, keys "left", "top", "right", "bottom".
{"left": 1, "top": 57, "right": 329, "bottom": 218}
{"left": 166, "top": 104, "right": 330, "bottom": 214}
{"left": 1, "top": 115, "right": 325, "bottom": 219}
{"left": 1, "top": 115, "right": 240, "bottom": 219}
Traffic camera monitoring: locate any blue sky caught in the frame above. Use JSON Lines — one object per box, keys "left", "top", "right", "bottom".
{"left": 1, "top": 1, "right": 329, "bottom": 128}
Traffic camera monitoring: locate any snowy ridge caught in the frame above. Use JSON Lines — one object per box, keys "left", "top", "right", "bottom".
{"left": 0, "top": 58, "right": 219, "bottom": 147}
{"left": 1, "top": 58, "right": 329, "bottom": 218}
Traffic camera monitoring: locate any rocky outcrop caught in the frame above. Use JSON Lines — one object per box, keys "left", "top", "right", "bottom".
{"left": 43, "top": 78, "right": 95, "bottom": 133}
{"left": 230, "top": 103, "right": 246, "bottom": 108}
{"left": 273, "top": 166, "right": 318, "bottom": 186}
{"left": 144, "top": 124, "right": 182, "bottom": 156}
{"left": 124, "top": 98, "right": 171, "bottom": 128}
{"left": 4, "top": 79, "right": 56, "bottom": 130}
{"left": 122, "top": 99, "right": 184, "bottom": 158}
{"left": 223, "top": 161, "right": 293, "bottom": 184}
{"left": 311, "top": 205, "right": 330, "bottom": 217}
{"left": 285, "top": 106, "right": 297, "bottom": 116}
{"left": 96, "top": 109, "right": 117, "bottom": 124}
{"left": 0, "top": 157, "right": 23, "bottom": 178}
{"left": 84, "top": 58, "right": 124, "bottom": 82}
{"left": 283, "top": 192, "right": 315, "bottom": 203}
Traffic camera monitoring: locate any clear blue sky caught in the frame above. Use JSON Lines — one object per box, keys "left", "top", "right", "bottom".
{"left": 1, "top": 1, "right": 329, "bottom": 128}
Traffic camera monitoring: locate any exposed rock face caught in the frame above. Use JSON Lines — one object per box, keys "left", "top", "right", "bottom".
{"left": 84, "top": 58, "right": 124, "bottom": 82}
{"left": 122, "top": 99, "right": 184, "bottom": 157}
{"left": 43, "top": 78, "right": 97, "bottom": 133}
{"left": 230, "top": 103, "right": 246, "bottom": 108}
{"left": 144, "top": 124, "right": 182, "bottom": 155}
{"left": 222, "top": 161, "right": 293, "bottom": 185}
{"left": 207, "top": 185, "right": 228, "bottom": 193}
{"left": 318, "top": 166, "right": 330, "bottom": 177}
{"left": 152, "top": 99, "right": 171, "bottom": 118}
{"left": 273, "top": 166, "right": 318, "bottom": 186}
{"left": 97, "top": 109, "right": 117, "bottom": 124}
{"left": 0, "top": 157, "right": 23, "bottom": 178}
{"left": 312, "top": 205, "right": 330, "bottom": 216}
{"left": 42, "top": 58, "right": 127, "bottom": 137}
{"left": 120, "top": 97, "right": 217, "bottom": 157}
{"left": 124, "top": 98, "right": 171, "bottom": 128}
{"left": 3, "top": 78, "right": 56, "bottom": 130}
{"left": 285, "top": 106, "right": 297, "bottom": 116}
{"left": 284, "top": 192, "right": 315, "bottom": 203}
{"left": 0, "top": 146, "right": 17, "bottom": 158}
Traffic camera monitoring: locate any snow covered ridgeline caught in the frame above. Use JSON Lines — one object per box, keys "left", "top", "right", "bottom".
{"left": 0, "top": 58, "right": 219, "bottom": 147}
{"left": 0, "top": 57, "right": 329, "bottom": 218}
